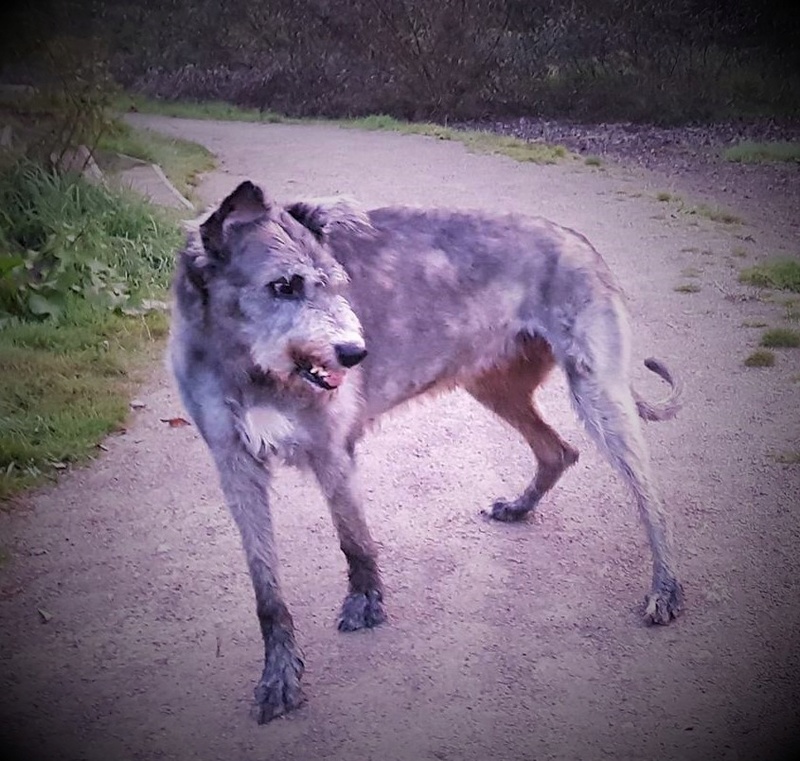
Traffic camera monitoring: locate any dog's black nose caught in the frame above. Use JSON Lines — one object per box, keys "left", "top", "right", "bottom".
{"left": 335, "top": 343, "right": 368, "bottom": 368}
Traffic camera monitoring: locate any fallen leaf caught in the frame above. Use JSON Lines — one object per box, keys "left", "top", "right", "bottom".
{"left": 160, "top": 417, "right": 191, "bottom": 428}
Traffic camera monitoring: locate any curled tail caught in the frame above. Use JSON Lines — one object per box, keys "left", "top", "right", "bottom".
{"left": 634, "top": 358, "right": 684, "bottom": 422}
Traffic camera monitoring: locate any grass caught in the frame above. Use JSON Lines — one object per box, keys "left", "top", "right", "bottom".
{"left": 760, "top": 327, "right": 800, "bottom": 348}
{"left": 117, "top": 94, "right": 287, "bottom": 124}
{"left": 744, "top": 349, "right": 775, "bottom": 367}
{"left": 119, "top": 98, "right": 572, "bottom": 165}
{"left": 674, "top": 283, "right": 702, "bottom": 293}
{"left": 654, "top": 192, "right": 741, "bottom": 225}
{"left": 0, "top": 164, "right": 181, "bottom": 501}
{"left": 724, "top": 141, "right": 800, "bottom": 164}
{"left": 784, "top": 298, "right": 800, "bottom": 321}
{"left": 343, "top": 114, "right": 570, "bottom": 163}
{"left": 584, "top": 156, "right": 602, "bottom": 167}
{"left": 739, "top": 258, "right": 800, "bottom": 292}
{"left": 97, "top": 122, "right": 216, "bottom": 198}
{"left": 689, "top": 204, "right": 742, "bottom": 225}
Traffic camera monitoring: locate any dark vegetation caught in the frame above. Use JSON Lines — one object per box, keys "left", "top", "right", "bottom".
{"left": 3, "top": 0, "right": 799, "bottom": 125}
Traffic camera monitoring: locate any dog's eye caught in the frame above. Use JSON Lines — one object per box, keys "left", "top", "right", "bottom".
{"left": 268, "top": 275, "right": 304, "bottom": 299}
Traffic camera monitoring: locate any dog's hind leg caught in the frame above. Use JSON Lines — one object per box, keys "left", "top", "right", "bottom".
{"left": 310, "top": 449, "right": 386, "bottom": 632}
{"left": 211, "top": 444, "right": 306, "bottom": 723}
{"left": 465, "top": 335, "right": 579, "bottom": 522}
{"left": 563, "top": 317, "right": 683, "bottom": 624}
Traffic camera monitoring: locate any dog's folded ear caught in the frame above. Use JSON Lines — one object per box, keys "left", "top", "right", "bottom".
{"left": 285, "top": 196, "right": 372, "bottom": 242}
{"left": 200, "top": 181, "right": 271, "bottom": 258}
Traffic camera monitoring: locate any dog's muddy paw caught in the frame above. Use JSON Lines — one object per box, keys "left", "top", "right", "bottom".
{"left": 337, "top": 589, "right": 386, "bottom": 632}
{"left": 481, "top": 499, "right": 530, "bottom": 523}
{"left": 252, "top": 643, "right": 306, "bottom": 723}
{"left": 644, "top": 578, "right": 684, "bottom": 625}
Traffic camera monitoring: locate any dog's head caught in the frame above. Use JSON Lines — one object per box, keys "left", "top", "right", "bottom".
{"left": 178, "top": 181, "right": 371, "bottom": 392}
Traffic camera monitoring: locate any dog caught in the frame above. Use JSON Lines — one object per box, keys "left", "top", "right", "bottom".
{"left": 169, "top": 180, "right": 684, "bottom": 723}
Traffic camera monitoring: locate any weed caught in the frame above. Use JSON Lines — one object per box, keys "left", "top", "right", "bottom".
{"left": 584, "top": 156, "right": 602, "bottom": 166}
{"left": 744, "top": 349, "right": 775, "bottom": 367}
{"left": 739, "top": 259, "right": 800, "bottom": 292}
{"left": 674, "top": 283, "right": 701, "bottom": 293}
{"left": 760, "top": 327, "right": 800, "bottom": 348}
{"left": 689, "top": 204, "right": 742, "bottom": 225}
{"left": 656, "top": 191, "right": 674, "bottom": 202}
{"left": 0, "top": 166, "right": 179, "bottom": 499}
{"left": 724, "top": 141, "right": 800, "bottom": 164}
{"left": 784, "top": 299, "right": 800, "bottom": 322}
{"left": 741, "top": 319, "right": 769, "bottom": 328}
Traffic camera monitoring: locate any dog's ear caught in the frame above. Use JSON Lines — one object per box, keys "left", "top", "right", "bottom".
{"left": 285, "top": 196, "right": 372, "bottom": 242}
{"left": 200, "top": 181, "right": 271, "bottom": 258}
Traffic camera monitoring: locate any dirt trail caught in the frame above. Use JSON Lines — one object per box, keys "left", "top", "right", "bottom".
{"left": 2, "top": 116, "right": 799, "bottom": 761}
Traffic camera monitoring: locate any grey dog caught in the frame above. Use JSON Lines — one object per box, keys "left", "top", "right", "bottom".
{"left": 169, "top": 180, "right": 684, "bottom": 723}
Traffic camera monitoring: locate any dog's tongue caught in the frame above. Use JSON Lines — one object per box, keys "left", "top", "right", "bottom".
{"left": 325, "top": 369, "right": 346, "bottom": 389}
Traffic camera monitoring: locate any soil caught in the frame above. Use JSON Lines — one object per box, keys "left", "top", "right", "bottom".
{"left": 1, "top": 114, "right": 799, "bottom": 761}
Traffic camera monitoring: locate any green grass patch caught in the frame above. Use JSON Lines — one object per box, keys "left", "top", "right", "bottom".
{"left": 343, "top": 115, "right": 569, "bottom": 163}
{"left": 584, "top": 156, "right": 602, "bottom": 167}
{"left": 688, "top": 204, "right": 742, "bottom": 225}
{"left": 97, "top": 122, "right": 216, "bottom": 199}
{"left": 744, "top": 349, "right": 775, "bottom": 367}
{"left": 116, "top": 94, "right": 287, "bottom": 124}
{"left": 784, "top": 298, "right": 800, "bottom": 322}
{"left": 0, "top": 163, "right": 180, "bottom": 500}
{"left": 739, "top": 258, "right": 800, "bottom": 292}
{"left": 760, "top": 327, "right": 800, "bottom": 348}
{"left": 724, "top": 141, "right": 800, "bottom": 164}
{"left": 674, "top": 283, "right": 701, "bottom": 293}
{"left": 120, "top": 99, "right": 570, "bottom": 166}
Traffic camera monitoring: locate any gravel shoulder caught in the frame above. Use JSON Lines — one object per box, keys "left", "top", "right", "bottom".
{"left": 1, "top": 115, "right": 799, "bottom": 761}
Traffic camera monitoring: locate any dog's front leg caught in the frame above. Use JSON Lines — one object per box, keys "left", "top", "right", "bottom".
{"left": 213, "top": 445, "right": 305, "bottom": 723}
{"left": 311, "top": 452, "right": 386, "bottom": 631}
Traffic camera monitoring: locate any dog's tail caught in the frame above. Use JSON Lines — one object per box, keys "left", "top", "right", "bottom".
{"left": 634, "top": 358, "right": 684, "bottom": 422}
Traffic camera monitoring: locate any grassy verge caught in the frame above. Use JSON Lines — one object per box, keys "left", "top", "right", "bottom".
{"left": 97, "top": 121, "right": 216, "bottom": 199}
{"left": 724, "top": 141, "right": 800, "bottom": 164}
{"left": 739, "top": 258, "right": 800, "bottom": 292}
{"left": 0, "top": 163, "right": 181, "bottom": 502}
{"left": 117, "top": 97, "right": 571, "bottom": 165}
{"left": 117, "top": 94, "right": 288, "bottom": 124}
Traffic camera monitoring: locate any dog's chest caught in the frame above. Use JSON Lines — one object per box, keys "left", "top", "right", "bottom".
{"left": 237, "top": 406, "right": 309, "bottom": 465}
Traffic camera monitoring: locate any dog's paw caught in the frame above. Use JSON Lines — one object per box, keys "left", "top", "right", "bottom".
{"left": 481, "top": 499, "right": 531, "bottom": 523}
{"left": 337, "top": 589, "right": 386, "bottom": 632}
{"left": 253, "top": 641, "right": 306, "bottom": 723}
{"left": 644, "top": 578, "right": 684, "bottom": 625}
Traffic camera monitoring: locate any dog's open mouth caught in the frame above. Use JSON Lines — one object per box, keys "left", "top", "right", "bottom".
{"left": 295, "top": 359, "right": 346, "bottom": 390}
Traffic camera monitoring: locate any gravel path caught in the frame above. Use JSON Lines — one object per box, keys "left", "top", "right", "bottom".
{"left": 1, "top": 115, "right": 799, "bottom": 761}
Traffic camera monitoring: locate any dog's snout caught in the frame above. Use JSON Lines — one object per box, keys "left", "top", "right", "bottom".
{"left": 335, "top": 343, "right": 368, "bottom": 368}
